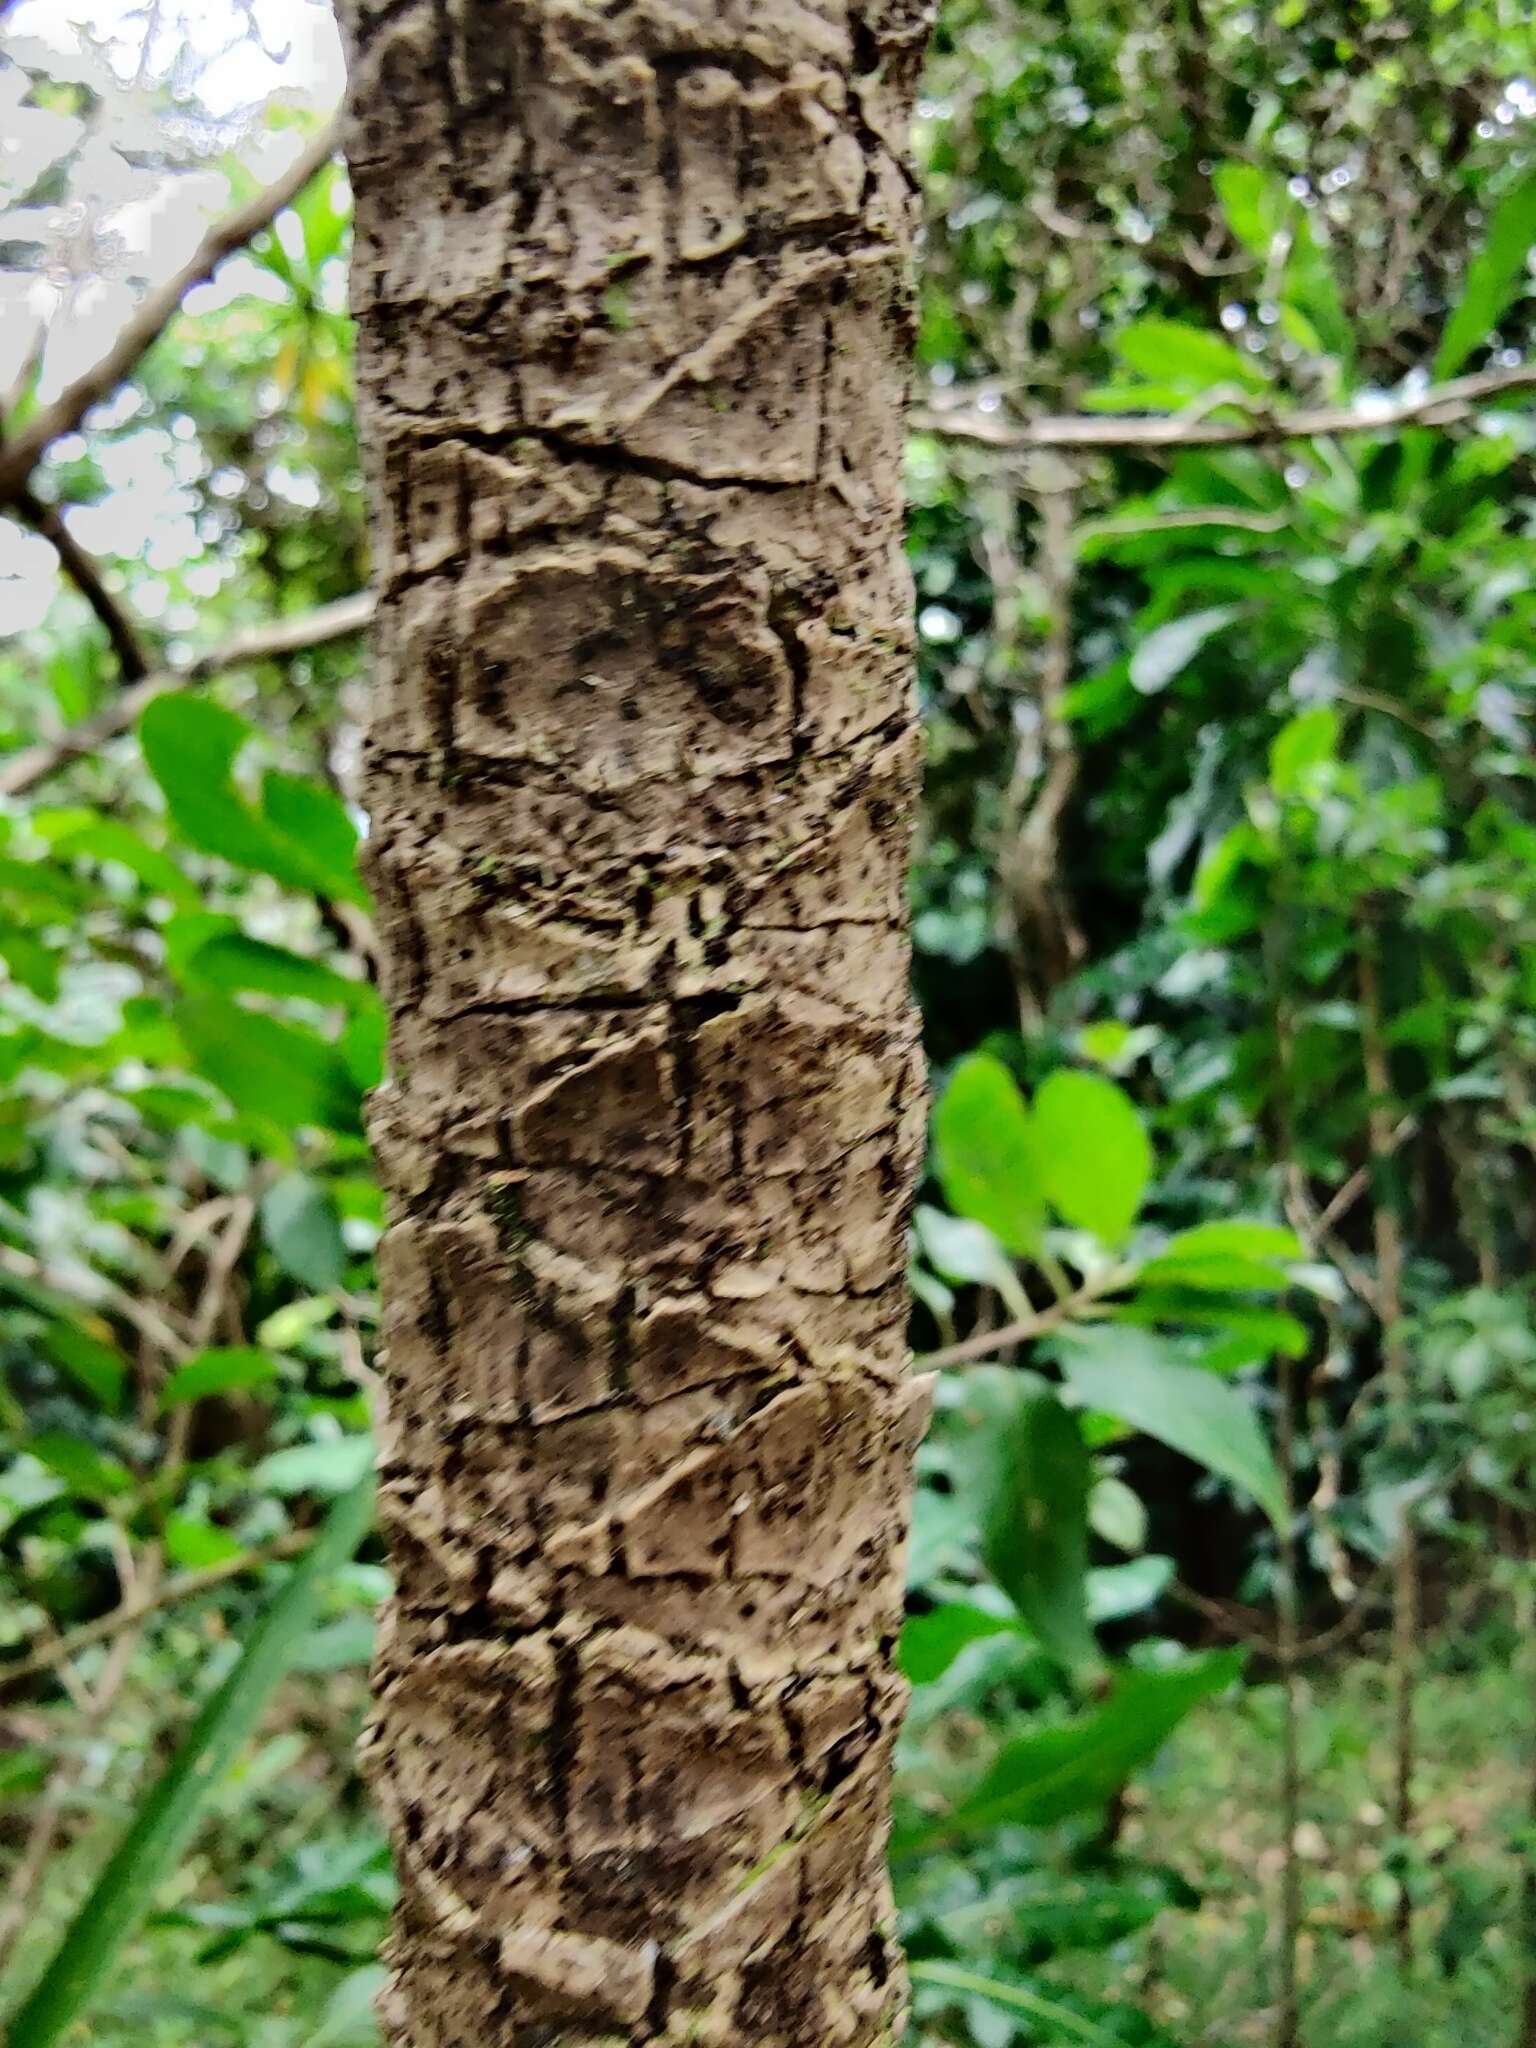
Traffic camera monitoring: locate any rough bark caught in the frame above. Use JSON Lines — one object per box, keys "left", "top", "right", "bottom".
{"left": 339, "top": 4, "right": 931, "bottom": 2042}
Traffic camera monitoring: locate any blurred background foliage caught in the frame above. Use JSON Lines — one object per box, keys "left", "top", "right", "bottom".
{"left": 0, "top": 1, "right": 1534, "bottom": 2043}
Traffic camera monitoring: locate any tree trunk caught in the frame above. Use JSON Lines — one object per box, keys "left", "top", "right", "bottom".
{"left": 339, "top": 4, "right": 931, "bottom": 2042}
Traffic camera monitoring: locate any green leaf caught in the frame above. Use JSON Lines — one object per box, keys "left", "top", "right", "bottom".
{"left": 260, "top": 771, "right": 363, "bottom": 904}
{"left": 1270, "top": 706, "right": 1339, "bottom": 795}
{"left": 1113, "top": 319, "right": 1270, "bottom": 393}
{"left": 255, "top": 1437, "right": 373, "bottom": 1497}
{"left": 899, "top": 1602, "right": 1020, "bottom": 1686}
{"left": 1139, "top": 1219, "right": 1302, "bottom": 1295}
{"left": 175, "top": 996, "right": 363, "bottom": 1136}
{"left": 38, "top": 816, "right": 198, "bottom": 907}
{"left": 291, "top": 1613, "right": 377, "bottom": 1673}
{"left": 913, "top": 1205, "right": 1029, "bottom": 1317}
{"left": 261, "top": 1173, "right": 347, "bottom": 1291}
{"left": 139, "top": 698, "right": 365, "bottom": 906}
{"left": 899, "top": 1650, "right": 1241, "bottom": 1853}
{"left": 5, "top": 1473, "right": 373, "bottom": 2048}
{"left": 909, "top": 1961, "right": 1125, "bottom": 2048}
{"left": 300, "top": 1965, "right": 387, "bottom": 2048}
{"left": 982, "top": 1392, "right": 1095, "bottom": 1673}
{"left": 1057, "top": 1326, "right": 1286, "bottom": 1530}
{"left": 1089, "top": 1474, "right": 1147, "bottom": 1554}
{"left": 1435, "top": 165, "right": 1536, "bottom": 378}
{"left": 1087, "top": 1554, "right": 1173, "bottom": 1623}
{"left": 184, "top": 934, "right": 374, "bottom": 1014}
{"left": 160, "top": 1347, "right": 279, "bottom": 1408}
{"left": 1033, "top": 1069, "right": 1152, "bottom": 1245}
{"left": 1130, "top": 605, "right": 1243, "bottom": 696}
{"left": 933, "top": 1053, "right": 1045, "bottom": 1255}
{"left": 164, "top": 1516, "right": 245, "bottom": 1569}
{"left": 1213, "top": 162, "right": 1351, "bottom": 361}
{"left": 42, "top": 1324, "right": 128, "bottom": 1412}
{"left": 28, "top": 1431, "right": 131, "bottom": 1499}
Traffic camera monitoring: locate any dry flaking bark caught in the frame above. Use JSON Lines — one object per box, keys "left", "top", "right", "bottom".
{"left": 338, "top": 2, "right": 932, "bottom": 2041}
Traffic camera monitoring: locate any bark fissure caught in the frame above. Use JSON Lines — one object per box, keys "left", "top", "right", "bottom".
{"left": 341, "top": 2, "right": 929, "bottom": 2040}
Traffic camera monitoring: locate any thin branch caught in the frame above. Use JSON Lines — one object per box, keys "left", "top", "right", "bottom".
{"left": 0, "top": 118, "right": 343, "bottom": 502}
{"left": 0, "top": 1531, "right": 311, "bottom": 1692}
{"left": 914, "top": 360, "right": 1536, "bottom": 454}
{"left": 0, "top": 1242, "right": 190, "bottom": 1362}
{"left": 0, "top": 589, "right": 375, "bottom": 798}
{"left": 15, "top": 487, "right": 148, "bottom": 681}
{"left": 914, "top": 1269, "right": 1131, "bottom": 1369}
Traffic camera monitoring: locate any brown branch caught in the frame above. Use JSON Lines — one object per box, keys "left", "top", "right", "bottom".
{"left": 914, "top": 1268, "right": 1132, "bottom": 1369}
{"left": 0, "top": 588, "right": 374, "bottom": 798}
{"left": 0, "top": 1531, "right": 311, "bottom": 1692}
{"left": 914, "top": 360, "right": 1536, "bottom": 454}
{"left": 15, "top": 486, "right": 148, "bottom": 680}
{"left": 0, "top": 118, "right": 342, "bottom": 502}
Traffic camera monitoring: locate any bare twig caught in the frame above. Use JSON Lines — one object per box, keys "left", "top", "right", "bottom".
{"left": 15, "top": 487, "right": 148, "bottom": 681}
{"left": 1359, "top": 918, "right": 1419, "bottom": 1969}
{"left": 0, "top": 119, "right": 343, "bottom": 502}
{"left": 0, "top": 1532, "right": 311, "bottom": 1692}
{"left": 914, "top": 1268, "right": 1131, "bottom": 1370}
{"left": 0, "top": 588, "right": 374, "bottom": 798}
{"left": 915, "top": 359, "right": 1536, "bottom": 454}
{"left": 0, "top": 1242, "right": 189, "bottom": 1361}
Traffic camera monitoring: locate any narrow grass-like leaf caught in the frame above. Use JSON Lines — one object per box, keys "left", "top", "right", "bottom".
{"left": 909, "top": 1960, "right": 1127, "bottom": 2046}
{"left": 6, "top": 1472, "right": 374, "bottom": 2048}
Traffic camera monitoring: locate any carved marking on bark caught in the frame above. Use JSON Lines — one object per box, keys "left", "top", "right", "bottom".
{"left": 342, "top": 2, "right": 929, "bottom": 2039}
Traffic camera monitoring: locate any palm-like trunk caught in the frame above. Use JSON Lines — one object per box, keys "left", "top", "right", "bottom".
{"left": 339, "top": 4, "right": 930, "bottom": 2040}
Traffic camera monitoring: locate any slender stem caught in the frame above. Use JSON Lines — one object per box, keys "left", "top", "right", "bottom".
{"left": 0, "top": 119, "right": 343, "bottom": 502}
{"left": 0, "top": 1532, "right": 311, "bottom": 1692}
{"left": 1275, "top": 1347, "right": 1303, "bottom": 2048}
{"left": 914, "top": 1267, "right": 1130, "bottom": 1369}
{"left": 1358, "top": 918, "right": 1418, "bottom": 1970}
{"left": 0, "top": 589, "right": 374, "bottom": 798}
{"left": 914, "top": 358, "right": 1536, "bottom": 454}
{"left": 15, "top": 488, "right": 148, "bottom": 681}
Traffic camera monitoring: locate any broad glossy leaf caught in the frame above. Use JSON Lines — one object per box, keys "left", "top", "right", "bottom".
{"left": 1130, "top": 605, "right": 1243, "bottom": 696}
{"left": 933, "top": 1053, "right": 1045, "bottom": 1255}
{"left": 38, "top": 815, "right": 198, "bottom": 907}
{"left": 185, "top": 934, "right": 374, "bottom": 1013}
{"left": 1087, "top": 1555, "right": 1172, "bottom": 1623}
{"left": 28, "top": 1431, "right": 131, "bottom": 1499}
{"left": 1435, "top": 165, "right": 1536, "bottom": 378}
{"left": 256, "top": 1437, "right": 373, "bottom": 1497}
{"left": 1057, "top": 1326, "right": 1285, "bottom": 1530}
{"left": 42, "top": 1323, "right": 128, "bottom": 1412}
{"left": 1139, "top": 1220, "right": 1302, "bottom": 1295}
{"left": 175, "top": 995, "right": 363, "bottom": 1136}
{"left": 1113, "top": 319, "right": 1269, "bottom": 393}
{"left": 899, "top": 1650, "right": 1241, "bottom": 1852}
{"left": 161, "top": 1347, "right": 279, "bottom": 1408}
{"left": 1033, "top": 1069, "right": 1152, "bottom": 1245}
{"left": 982, "top": 1391, "right": 1095, "bottom": 1673}
{"left": 261, "top": 1173, "right": 348, "bottom": 1291}
{"left": 913, "top": 1204, "right": 1029, "bottom": 1317}
{"left": 899, "top": 1602, "right": 1020, "bottom": 1686}
{"left": 140, "top": 698, "right": 365, "bottom": 906}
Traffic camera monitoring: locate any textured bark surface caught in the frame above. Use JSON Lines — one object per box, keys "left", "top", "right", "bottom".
{"left": 340, "top": 3, "right": 930, "bottom": 2040}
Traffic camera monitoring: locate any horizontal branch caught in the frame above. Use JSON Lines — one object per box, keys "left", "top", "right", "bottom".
{"left": 16, "top": 487, "right": 148, "bottom": 681}
{"left": 914, "top": 360, "right": 1536, "bottom": 454}
{"left": 0, "top": 118, "right": 342, "bottom": 502}
{"left": 0, "top": 1530, "right": 311, "bottom": 1691}
{"left": 0, "top": 589, "right": 375, "bottom": 798}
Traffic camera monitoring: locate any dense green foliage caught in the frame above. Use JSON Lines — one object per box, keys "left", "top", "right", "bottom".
{"left": 1, "top": 3, "right": 1534, "bottom": 2043}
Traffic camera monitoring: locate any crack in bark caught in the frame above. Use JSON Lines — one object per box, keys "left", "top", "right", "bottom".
{"left": 342, "top": 0, "right": 929, "bottom": 2038}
